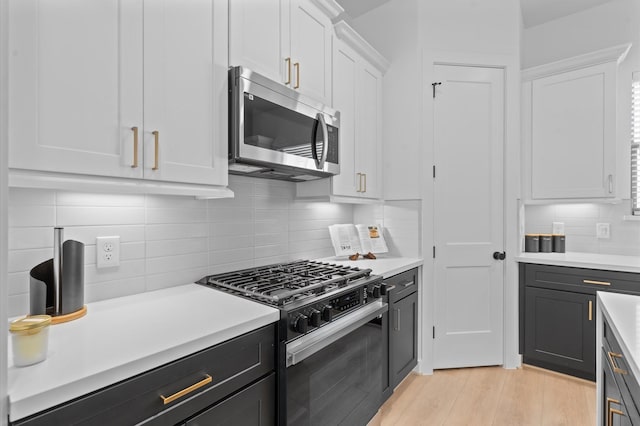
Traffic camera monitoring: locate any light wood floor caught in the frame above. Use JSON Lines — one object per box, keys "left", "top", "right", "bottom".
{"left": 369, "top": 365, "right": 596, "bottom": 426}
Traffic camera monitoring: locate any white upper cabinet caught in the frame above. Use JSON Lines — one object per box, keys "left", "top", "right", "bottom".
{"left": 8, "top": 0, "right": 230, "bottom": 196}
{"left": 522, "top": 44, "right": 631, "bottom": 201}
{"left": 298, "top": 21, "right": 388, "bottom": 201}
{"left": 229, "top": 0, "right": 341, "bottom": 106}
{"left": 9, "top": 0, "right": 144, "bottom": 179}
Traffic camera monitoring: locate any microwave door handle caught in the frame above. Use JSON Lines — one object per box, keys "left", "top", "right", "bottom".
{"left": 312, "top": 113, "right": 328, "bottom": 170}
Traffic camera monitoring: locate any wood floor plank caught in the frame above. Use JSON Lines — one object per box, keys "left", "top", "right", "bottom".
{"left": 492, "top": 367, "right": 545, "bottom": 426}
{"left": 444, "top": 366, "right": 508, "bottom": 426}
{"left": 541, "top": 371, "right": 594, "bottom": 426}
{"left": 384, "top": 368, "right": 469, "bottom": 426}
{"left": 373, "top": 366, "right": 596, "bottom": 426}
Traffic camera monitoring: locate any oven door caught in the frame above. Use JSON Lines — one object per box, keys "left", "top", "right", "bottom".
{"left": 285, "top": 301, "right": 388, "bottom": 426}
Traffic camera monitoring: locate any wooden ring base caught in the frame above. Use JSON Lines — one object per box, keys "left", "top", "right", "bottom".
{"left": 51, "top": 305, "right": 87, "bottom": 325}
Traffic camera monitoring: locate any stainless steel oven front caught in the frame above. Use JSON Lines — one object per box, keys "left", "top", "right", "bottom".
{"left": 229, "top": 66, "right": 340, "bottom": 181}
{"left": 285, "top": 300, "right": 388, "bottom": 425}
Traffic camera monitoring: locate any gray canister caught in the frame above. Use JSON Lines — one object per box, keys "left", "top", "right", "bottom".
{"left": 553, "top": 235, "right": 566, "bottom": 253}
{"left": 539, "top": 234, "right": 553, "bottom": 252}
{"left": 524, "top": 234, "right": 539, "bottom": 252}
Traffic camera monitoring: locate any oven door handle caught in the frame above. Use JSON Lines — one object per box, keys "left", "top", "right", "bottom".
{"left": 286, "top": 301, "right": 388, "bottom": 367}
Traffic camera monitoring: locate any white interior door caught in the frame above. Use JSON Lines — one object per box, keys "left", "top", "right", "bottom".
{"left": 433, "top": 64, "right": 505, "bottom": 369}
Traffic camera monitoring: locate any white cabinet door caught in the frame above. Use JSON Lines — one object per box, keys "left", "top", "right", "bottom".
{"left": 290, "top": 0, "right": 332, "bottom": 104}
{"left": 330, "top": 39, "right": 382, "bottom": 199}
{"left": 9, "top": 0, "right": 143, "bottom": 179}
{"left": 356, "top": 63, "right": 382, "bottom": 199}
{"left": 531, "top": 63, "right": 616, "bottom": 199}
{"left": 229, "top": 0, "right": 289, "bottom": 85}
{"left": 331, "top": 43, "right": 358, "bottom": 197}
{"left": 143, "top": 0, "right": 227, "bottom": 185}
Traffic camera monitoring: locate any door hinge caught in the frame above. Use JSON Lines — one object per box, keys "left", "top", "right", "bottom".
{"left": 433, "top": 246, "right": 436, "bottom": 258}
{"left": 433, "top": 326, "right": 435, "bottom": 339}
{"left": 432, "top": 82, "right": 442, "bottom": 98}
{"left": 433, "top": 165, "right": 436, "bottom": 178}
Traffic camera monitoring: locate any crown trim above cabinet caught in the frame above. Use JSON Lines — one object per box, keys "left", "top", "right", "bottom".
{"left": 334, "top": 20, "right": 390, "bottom": 74}
{"left": 522, "top": 43, "right": 631, "bottom": 81}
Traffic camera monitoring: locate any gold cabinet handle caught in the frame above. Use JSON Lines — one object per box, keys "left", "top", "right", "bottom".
{"left": 607, "top": 351, "right": 628, "bottom": 375}
{"left": 285, "top": 57, "right": 291, "bottom": 85}
{"left": 152, "top": 130, "right": 159, "bottom": 170}
{"left": 607, "top": 398, "right": 625, "bottom": 426}
{"left": 160, "top": 374, "right": 212, "bottom": 405}
{"left": 583, "top": 279, "right": 611, "bottom": 286}
{"left": 131, "top": 127, "right": 139, "bottom": 168}
{"left": 356, "top": 172, "right": 362, "bottom": 192}
{"left": 363, "top": 173, "right": 367, "bottom": 193}
{"left": 588, "top": 300, "right": 593, "bottom": 321}
{"left": 294, "top": 62, "right": 300, "bottom": 89}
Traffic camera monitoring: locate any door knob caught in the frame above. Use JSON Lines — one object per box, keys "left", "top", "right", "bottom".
{"left": 493, "top": 251, "right": 506, "bottom": 260}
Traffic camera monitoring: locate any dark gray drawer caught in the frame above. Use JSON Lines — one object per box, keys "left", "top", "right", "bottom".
{"left": 604, "top": 320, "right": 640, "bottom": 419}
{"left": 522, "top": 263, "right": 640, "bottom": 295}
{"left": 386, "top": 268, "right": 418, "bottom": 303}
{"left": 186, "top": 373, "right": 275, "bottom": 426}
{"left": 13, "top": 324, "right": 276, "bottom": 426}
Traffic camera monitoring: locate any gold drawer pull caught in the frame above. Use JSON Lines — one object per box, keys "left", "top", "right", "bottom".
{"left": 607, "top": 398, "right": 625, "bottom": 426}
{"left": 607, "top": 351, "right": 628, "bottom": 375}
{"left": 285, "top": 57, "right": 291, "bottom": 85}
{"left": 588, "top": 300, "right": 593, "bottom": 321}
{"left": 294, "top": 62, "right": 300, "bottom": 89}
{"left": 583, "top": 279, "right": 611, "bottom": 286}
{"left": 160, "top": 374, "right": 212, "bottom": 405}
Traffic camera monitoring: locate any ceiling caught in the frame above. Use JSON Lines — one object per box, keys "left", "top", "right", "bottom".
{"left": 521, "top": 0, "right": 619, "bottom": 28}
{"left": 336, "top": 0, "right": 620, "bottom": 28}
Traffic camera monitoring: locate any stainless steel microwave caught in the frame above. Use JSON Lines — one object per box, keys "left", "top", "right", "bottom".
{"left": 229, "top": 66, "right": 340, "bottom": 182}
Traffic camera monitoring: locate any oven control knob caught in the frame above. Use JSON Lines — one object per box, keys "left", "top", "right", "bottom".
{"left": 370, "top": 285, "right": 381, "bottom": 299}
{"left": 292, "top": 314, "right": 308, "bottom": 334}
{"left": 380, "top": 283, "right": 387, "bottom": 296}
{"left": 321, "top": 305, "right": 333, "bottom": 322}
{"left": 308, "top": 309, "right": 321, "bottom": 327}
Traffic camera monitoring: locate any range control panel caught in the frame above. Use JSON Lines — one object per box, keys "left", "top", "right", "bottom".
{"left": 286, "top": 282, "right": 385, "bottom": 341}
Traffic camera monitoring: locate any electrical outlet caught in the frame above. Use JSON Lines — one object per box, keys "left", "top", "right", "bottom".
{"left": 596, "top": 223, "right": 610, "bottom": 239}
{"left": 97, "top": 236, "right": 120, "bottom": 268}
{"left": 552, "top": 222, "right": 565, "bottom": 235}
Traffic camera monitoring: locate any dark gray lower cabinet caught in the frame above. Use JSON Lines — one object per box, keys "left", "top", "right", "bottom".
{"left": 387, "top": 268, "right": 418, "bottom": 390}
{"left": 519, "top": 262, "right": 640, "bottom": 382}
{"left": 523, "top": 286, "right": 595, "bottom": 380}
{"left": 12, "top": 324, "right": 276, "bottom": 426}
{"left": 602, "top": 319, "right": 640, "bottom": 425}
{"left": 186, "top": 373, "right": 275, "bottom": 426}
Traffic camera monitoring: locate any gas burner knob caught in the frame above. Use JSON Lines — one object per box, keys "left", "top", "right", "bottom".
{"left": 321, "top": 305, "right": 333, "bottom": 322}
{"left": 292, "top": 314, "right": 308, "bottom": 334}
{"left": 308, "top": 309, "right": 321, "bottom": 327}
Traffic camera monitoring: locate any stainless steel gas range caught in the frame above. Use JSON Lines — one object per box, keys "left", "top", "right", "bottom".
{"left": 199, "top": 260, "right": 388, "bottom": 426}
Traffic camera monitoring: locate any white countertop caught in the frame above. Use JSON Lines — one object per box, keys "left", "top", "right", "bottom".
{"left": 597, "top": 292, "right": 640, "bottom": 382}
{"left": 516, "top": 252, "right": 640, "bottom": 274}
{"left": 317, "top": 256, "right": 423, "bottom": 278}
{"left": 7, "top": 283, "right": 280, "bottom": 422}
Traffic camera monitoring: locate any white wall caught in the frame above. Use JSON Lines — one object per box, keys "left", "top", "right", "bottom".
{"left": 1, "top": 0, "right": 9, "bottom": 421}
{"left": 6, "top": 176, "right": 354, "bottom": 318}
{"left": 352, "top": 0, "right": 522, "bottom": 373}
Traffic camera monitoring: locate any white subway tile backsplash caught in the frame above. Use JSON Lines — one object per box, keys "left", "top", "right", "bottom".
{"left": 9, "top": 206, "right": 56, "bottom": 227}
{"left": 57, "top": 206, "right": 145, "bottom": 226}
{"left": 146, "top": 238, "right": 208, "bottom": 258}
{"left": 525, "top": 201, "right": 640, "bottom": 256}
{"left": 7, "top": 175, "right": 429, "bottom": 317}
{"left": 8, "top": 227, "right": 53, "bottom": 250}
